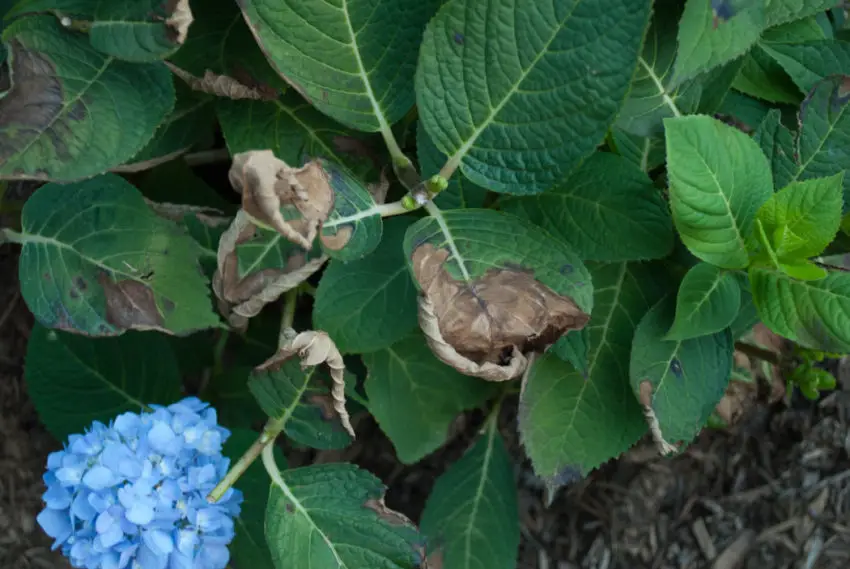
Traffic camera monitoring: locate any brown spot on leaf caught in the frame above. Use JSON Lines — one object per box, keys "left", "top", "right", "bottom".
{"left": 285, "top": 502, "right": 294, "bottom": 513}
{"left": 98, "top": 273, "right": 165, "bottom": 331}
{"left": 166, "top": 62, "right": 276, "bottom": 101}
{"left": 69, "top": 287, "right": 80, "bottom": 300}
{"left": 363, "top": 497, "right": 415, "bottom": 527}
{"left": 412, "top": 244, "right": 589, "bottom": 365}
{"left": 319, "top": 225, "right": 353, "bottom": 250}
{"left": 74, "top": 276, "right": 88, "bottom": 291}
{"left": 229, "top": 150, "right": 334, "bottom": 250}
{"left": 164, "top": 0, "right": 193, "bottom": 44}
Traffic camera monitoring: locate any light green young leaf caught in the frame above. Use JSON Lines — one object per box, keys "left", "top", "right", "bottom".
{"left": 630, "top": 297, "right": 733, "bottom": 451}
{"left": 314, "top": 217, "right": 418, "bottom": 354}
{"left": 420, "top": 418, "right": 519, "bottom": 569}
{"left": 24, "top": 323, "right": 181, "bottom": 439}
{"left": 666, "top": 263, "right": 741, "bottom": 341}
{"left": 8, "top": 0, "right": 193, "bottom": 61}
{"left": 239, "top": 0, "right": 440, "bottom": 133}
{"left": 0, "top": 16, "right": 174, "bottom": 181}
{"left": 610, "top": 130, "right": 666, "bottom": 173}
{"left": 673, "top": 0, "right": 765, "bottom": 85}
{"left": 224, "top": 429, "right": 286, "bottom": 569}
{"left": 265, "top": 462, "right": 424, "bottom": 569}
{"left": 761, "top": 40, "right": 850, "bottom": 93}
{"left": 750, "top": 268, "right": 850, "bottom": 352}
{"left": 519, "top": 262, "right": 669, "bottom": 491}
{"left": 11, "top": 174, "right": 219, "bottom": 336}
{"left": 755, "top": 174, "right": 844, "bottom": 260}
{"left": 363, "top": 334, "right": 497, "bottom": 464}
{"left": 502, "top": 152, "right": 673, "bottom": 262}
{"left": 754, "top": 109, "right": 796, "bottom": 190}
{"left": 664, "top": 115, "right": 774, "bottom": 268}
{"left": 249, "top": 358, "right": 354, "bottom": 450}
{"left": 417, "top": 121, "right": 488, "bottom": 210}
{"left": 765, "top": 0, "right": 840, "bottom": 27}
{"left": 416, "top": 0, "right": 652, "bottom": 195}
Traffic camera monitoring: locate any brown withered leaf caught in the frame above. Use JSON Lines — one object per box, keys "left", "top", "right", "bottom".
{"left": 228, "top": 150, "right": 335, "bottom": 250}
{"left": 142, "top": 199, "right": 224, "bottom": 223}
{"left": 166, "top": 63, "right": 276, "bottom": 101}
{"left": 258, "top": 329, "right": 354, "bottom": 438}
{"left": 165, "top": 0, "right": 193, "bottom": 45}
{"left": 413, "top": 244, "right": 589, "bottom": 381}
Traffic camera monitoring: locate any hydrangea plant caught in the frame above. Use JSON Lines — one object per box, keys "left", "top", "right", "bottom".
{"left": 1, "top": 0, "right": 849, "bottom": 568}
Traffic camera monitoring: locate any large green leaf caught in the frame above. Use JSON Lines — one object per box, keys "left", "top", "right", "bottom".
{"left": 249, "top": 358, "right": 354, "bottom": 450}
{"left": 765, "top": 0, "right": 840, "bottom": 27}
{"left": 761, "top": 40, "right": 850, "bottom": 93}
{"left": 419, "top": 418, "right": 519, "bottom": 569}
{"left": 630, "top": 297, "right": 733, "bottom": 449}
{"left": 673, "top": 0, "right": 765, "bottom": 85}
{"left": 755, "top": 174, "right": 844, "bottom": 261}
{"left": 363, "top": 334, "right": 497, "bottom": 464}
{"left": 8, "top": 0, "right": 193, "bottom": 61}
{"left": 207, "top": 366, "right": 263, "bottom": 430}
{"left": 664, "top": 115, "right": 774, "bottom": 268}
{"left": 224, "top": 429, "right": 286, "bottom": 569}
{"left": 416, "top": 0, "right": 652, "bottom": 195}
{"left": 11, "top": 174, "right": 219, "bottom": 336}
{"left": 502, "top": 152, "right": 673, "bottom": 262}
{"left": 750, "top": 268, "right": 850, "bottom": 352}
{"left": 666, "top": 263, "right": 742, "bottom": 341}
{"left": 314, "top": 217, "right": 418, "bottom": 354}
{"left": 610, "top": 130, "right": 666, "bottom": 173}
{"left": 265, "top": 462, "right": 424, "bottom": 569}
{"left": 24, "top": 323, "right": 181, "bottom": 439}
{"left": 754, "top": 109, "right": 797, "bottom": 189}
{"left": 550, "top": 329, "right": 589, "bottom": 377}
{"left": 417, "top": 121, "right": 488, "bottom": 210}
{"left": 239, "top": 0, "right": 439, "bottom": 132}
{"left": 519, "top": 262, "right": 668, "bottom": 490}
{"left": 0, "top": 16, "right": 174, "bottom": 180}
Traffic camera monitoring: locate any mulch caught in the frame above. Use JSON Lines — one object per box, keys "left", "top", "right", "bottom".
{"left": 1, "top": 241, "right": 848, "bottom": 569}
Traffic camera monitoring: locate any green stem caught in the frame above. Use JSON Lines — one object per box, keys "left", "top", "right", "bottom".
{"left": 0, "top": 228, "right": 26, "bottom": 245}
{"left": 383, "top": 131, "right": 420, "bottom": 191}
{"left": 212, "top": 329, "right": 230, "bottom": 377}
{"left": 207, "top": 416, "right": 286, "bottom": 503}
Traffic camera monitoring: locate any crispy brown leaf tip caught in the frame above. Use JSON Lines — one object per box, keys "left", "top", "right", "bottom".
{"left": 229, "top": 150, "right": 335, "bottom": 250}
{"left": 260, "top": 329, "right": 354, "bottom": 438}
{"left": 212, "top": 210, "right": 327, "bottom": 328}
{"left": 413, "top": 244, "right": 589, "bottom": 381}
{"left": 166, "top": 63, "right": 277, "bottom": 101}
{"left": 638, "top": 380, "right": 678, "bottom": 456}
{"left": 165, "top": 0, "right": 193, "bottom": 45}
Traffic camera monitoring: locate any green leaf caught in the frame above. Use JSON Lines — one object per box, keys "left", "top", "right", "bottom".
{"left": 616, "top": 0, "right": 701, "bottom": 137}
{"left": 761, "top": 40, "right": 850, "bottom": 93}
{"left": 416, "top": 0, "right": 652, "bottom": 195}
{"left": 417, "top": 121, "right": 488, "bottom": 210}
{"left": 755, "top": 174, "right": 844, "bottom": 261}
{"left": 630, "top": 296, "right": 733, "bottom": 450}
{"left": 239, "top": 0, "right": 440, "bottom": 132}
{"left": 24, "top": 323, "right": 181, "bottom": 439}
{"left": 673, "top": 0, "right": 765, "bottom": 85}
{"left": 519, "top": 262, "right": 668, "bottom": 489}
{"left": 730, "top": 275, "right": 760, "bottom": 339}
{"left": 318, "top": 159, "right": 383, "bottom": 261}
{"left": 765, "top": 0, "right": 839, "bottom": 27}
{"left": 0, "top": 16, "right": 174, "bottom": 180}
{"left": 664, "top": 115, "right": 774, "bottom": 268}
{"left": 249, "top": 358, "right": 355, "bottom": 450}
{"left": 314, "top": 217, "right": 418, "bottom": 354}
{"left": 224, "top": 429, "right": 285, "bottom": 569}
{"left": 402, "top": 209, "right": 593, "bottom": 309}
{"left": 12, "top": 174, "right": 219, "bottom": 336}
{"left": 750, "top": 268, "right": 850, "bottom": 352}
{"left": 419, "top": 418, "right": 519, "bottom": 569}
{"left": 363, "top": 334, "right": 497, "bottom": 464}
{"left": 550, "top": 329, "right": 589, "bottom": 376}
{"left": 718, "top": 90, "right": 779, "bottom": 131}
{"left": 8, "top": 0, "right": 192, "bottom": 61}
{"left": 609, "top": 130, "right": 666, "bottom": 173}
{"left": 754, "top": 109, "right": 796, "bottom": 190}
{"left": 502, "top": 152, "right": 673, "bottom": 262}
{"left": 207, "top": 366, "right": 263, "bottom": 430}
{"left": 217, "top": 93, "right": 375, "bottom": 177}
{"left": 667, "top": 263, "right": 742, "bottom": 341}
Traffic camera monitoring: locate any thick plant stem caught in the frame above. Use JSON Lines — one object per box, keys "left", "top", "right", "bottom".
{"left": 735, "top": 341, "right": 781, "bottom": 366}
{"left": 207, "top": 416, "right": 286, "bottom": 503}
{"left": 382, "top": 128, "right": 420, "bottom": 191}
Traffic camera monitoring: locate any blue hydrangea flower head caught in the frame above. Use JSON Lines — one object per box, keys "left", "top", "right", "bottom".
{"left": 36, "top": 397, "right": 243, "bottom": 569}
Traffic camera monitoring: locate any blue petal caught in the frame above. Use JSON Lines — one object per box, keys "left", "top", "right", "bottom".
{"left": 142, "top": 529, "right": 174, "bottom": 556}
{"left": 86, "top": 491, "right": 111, "bottom": 515}
{"left": 113, "top": 413, "right": 142, "bottom": 437}
{"left": 43, "top": 483, "right": 72, "bottom": 509}
{"left": 117, "top": 543, "right": 138, "bottom": 569}
{"left": 125, "top": 500, "right": 155, "bottom": 526}
{"left": 199, "top": 543, "right": 230, "bottom": 569}
{"left": 56, "top": 464, "right": 85, "bottom": 486}
{"left": 136, "top": 543, "right": 168, "bottom": 569}
{"left": 96, "top": 510, "right": 118, "bottom": 534}
{"left": 99, "top": 521, "right": 125, "bottom": 549}
{"left": 147, "top": 422, "right": 178, "bottom": 455}
{"left": 69, "top": 538, "right": 92, "bottom": 565}
{"left": 168, "top": 397, "right": 207, "bottom": 414}
{"left": 168, "top": 552, "right": 193, "bottom": 569}
{"left": 71, "top": 491, "right": 98, "bottom": 521}
{"left": 37, "top": 508, "right": 72, "bottom": 542}
{"left": 175, "top": 529, "right": 198, "bottom": 556}
{"left": 198, "top": 430, "right": 222, "bottom": 455}
{"left": 101, "top": 552, "right": 120, "bottom": 569}
{"left": 46, "top": 450, "right": 66, "bottom": 470}
{"left": 83, "top": 465, "right": 117, "bottom": 490}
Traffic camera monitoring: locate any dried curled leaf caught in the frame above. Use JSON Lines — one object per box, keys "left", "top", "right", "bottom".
{"left": 143, "top": 199, "right": 224, "bottom": 223}
{"left": 229, "top": 150, "right": 335, "bottom": 250}
{"left": 258, "top": 329, "right": 354, "bottom": 438}
{"left": 165, "top": 0, "right": 193, "bottom": 44}
{"left": 212, "top": 210, "right": 327, "bottom": 328}
{"left": 414, "top": 244, "right": 589, "bottom": 381}
{"left": 638, "top": 381, "right": 678, "bottom": 456}
{"left": 167, "top": 63, "right": 277, "bottom": 101}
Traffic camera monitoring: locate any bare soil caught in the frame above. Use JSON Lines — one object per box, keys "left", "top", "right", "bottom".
{"left": 1, "top": 244, "right": 848, "bottom": 569}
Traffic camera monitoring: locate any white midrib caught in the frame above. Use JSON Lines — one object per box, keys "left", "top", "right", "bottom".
{"left": 423, "top": 202, "right": 471, "bottom": 281}
{"left": 691, "top": 152, "right": 749, "bottom": 257}
{"left": 638, "top": 57, "right": 681, "bottom": 118}
{"left": 462, "top": 419, "right": 497, "bottom": 569}
{"left": 440, "top": 2, "right": 582, "bottom": 177}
